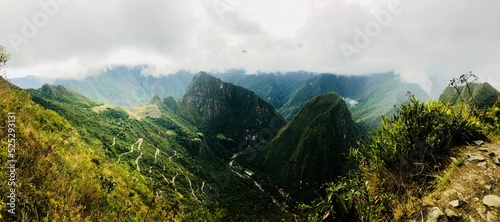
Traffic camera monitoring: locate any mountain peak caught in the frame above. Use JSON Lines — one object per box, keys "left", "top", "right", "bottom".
{"left": 241, "top": 92, "right": 361, "bottom": 202}
{"left": 178, "top": 72, "right": 287, "bottom": 151}
{"left": 439, "top": 82, "right": 500, "bottom": 109}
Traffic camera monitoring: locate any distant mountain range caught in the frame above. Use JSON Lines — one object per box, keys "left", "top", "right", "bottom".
{"left": 8, "top": 66, "right": 430, "bottom": 127}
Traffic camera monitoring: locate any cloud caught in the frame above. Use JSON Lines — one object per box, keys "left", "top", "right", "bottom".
{"left": 0, "top": 0, "right": 499, "bottom": 94}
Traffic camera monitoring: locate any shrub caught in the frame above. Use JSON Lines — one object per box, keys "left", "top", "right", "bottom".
{"left": 362, "top": 93, "right": 483, "bottom": 185}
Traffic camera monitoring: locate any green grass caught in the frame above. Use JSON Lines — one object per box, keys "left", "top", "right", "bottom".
{"left": 26, "top": 82, "right": 292, "bottom": 221}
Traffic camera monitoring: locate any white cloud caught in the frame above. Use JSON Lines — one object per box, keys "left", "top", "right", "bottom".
{"left": 0, "top": 0, "right": 499, "bottom": 93}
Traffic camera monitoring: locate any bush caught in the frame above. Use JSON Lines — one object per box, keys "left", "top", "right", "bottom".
{"left": 481, "top": 97, "right": 500, "bottom": 135}
{"left": 363, "top": 93, "right": 483, "bottom": 184}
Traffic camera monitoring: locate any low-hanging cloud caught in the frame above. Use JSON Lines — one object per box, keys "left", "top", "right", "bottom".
{"left": 0, "top": 0, "right": 499, "bottom": 94}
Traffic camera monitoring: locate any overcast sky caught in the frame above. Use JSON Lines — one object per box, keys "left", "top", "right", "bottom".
{"left": 1, "top": 0, "right": 499, "bottom": 93}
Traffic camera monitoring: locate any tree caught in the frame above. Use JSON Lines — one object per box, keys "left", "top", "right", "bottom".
{"left": 0, "top": 45, "right": 10, "bottom": 78}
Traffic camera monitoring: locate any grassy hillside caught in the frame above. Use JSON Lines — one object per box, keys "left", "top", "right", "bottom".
{"left": 0, "top": 77, "right": 183, "bottom": 221}
{"left": 27, "top": 83, "right": 290, "bottom": 221}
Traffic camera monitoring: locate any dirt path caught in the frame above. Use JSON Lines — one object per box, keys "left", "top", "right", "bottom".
{"left": 109, "top": 128, "right": 123, "bottom": 148}
{"left": 172, "top": 172, "right": 179, "bottom": 191}
{"left": 135, "top": 152, "right": 143, "bottom": 172}
{"left": 229, "top": 153, "right": 264, "bottom": 191}
{"left": 186, "top": 175, "right": 201, "bottom": 202}
{"left": 201, "top": 181, "right": 206, "bottom": 195}
{"left": 169, "top": 150, "right": 178, "bottom": 162}
{"left": 117, "top": 138, "right": 143, "bottom": 163}
{"left": 421, "top": 142, "right": 500, "bottom": 221}
{"left": 154, "top": 148, "right": 160, "bottom": 163}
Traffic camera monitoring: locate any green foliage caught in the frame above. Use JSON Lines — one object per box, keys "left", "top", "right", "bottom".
{"left": 480, "top": 97, "right": 500, "bottom": 135}
{"left": 0, "top": 79, "right": 185, "bottom": 221}
{"left": 305, "top": 93, "right": 487, "bottom": 221}
{"left": 363, "top": 94, "right": 483, "bottom": 184}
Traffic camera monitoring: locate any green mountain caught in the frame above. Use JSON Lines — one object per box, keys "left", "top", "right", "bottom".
{"left": 54, "top": 66, "right": 194, "bottom": 107}
{"left": 439, "top": 82, "right": 500, "bottom": 109}
{"left": 25, "top": 82, "right": 291, "bottom": 221}
{"left": 178, "top": 72, "right": 287, "bottom": 155}
{"left": 237, "top": 93, "right": 362, "bottom": 202}
{"left": 0, "top": 77, "right": 185, "bottom": 221}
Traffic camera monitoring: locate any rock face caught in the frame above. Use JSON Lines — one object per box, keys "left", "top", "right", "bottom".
{"left": 178, "top": 72, "right": 287, "bottom": 148}
{"left": 483, "top": 195, "right": 500, "bottom": 208}
{"left": 243, "top": 92, "right": 361, "bottom": 202}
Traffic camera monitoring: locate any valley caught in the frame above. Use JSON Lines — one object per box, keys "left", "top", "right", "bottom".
{"left": 2, "top": 69, "right": 499, "bottom": 221}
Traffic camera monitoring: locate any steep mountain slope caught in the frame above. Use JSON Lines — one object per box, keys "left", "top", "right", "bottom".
{"left": 439, "top": 82, "right": 500, "bottom": 109}
{"left": 178, "top": 72, "right": 287, "bottom": 155}
{"left": 0, "top": 77, "right": 183, "bottom": 221}
{"left": 28, "top": 83, "right": 291, "bottom": 221}
{"left": 238, "top": 93, "right": 361, "bottom": 202}
{"left": 54, "top": 66, "right": 194, "bottom": 107}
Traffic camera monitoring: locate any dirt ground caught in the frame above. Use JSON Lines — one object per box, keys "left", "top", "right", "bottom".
{"left": 419, "top": 141, "right": 500, "bottom": 221}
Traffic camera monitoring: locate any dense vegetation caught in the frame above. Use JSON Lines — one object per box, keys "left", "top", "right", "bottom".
{"left": 303, "top": 82, "right": 500, "bottom": 221}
